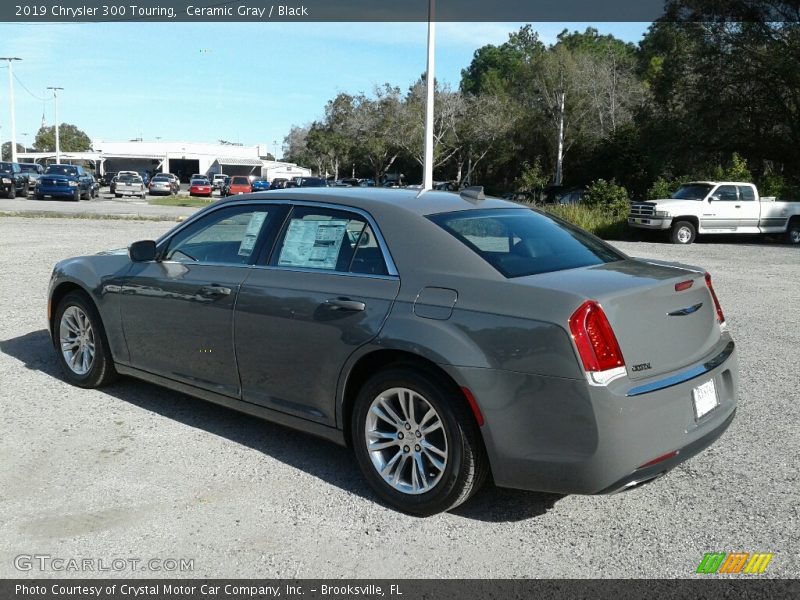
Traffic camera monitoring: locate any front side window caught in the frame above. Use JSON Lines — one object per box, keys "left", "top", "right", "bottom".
{"left": 164, "top": 206, "right": 277, "bottom": 265}
{"left": 672, "top": 184, "right": 713, "bottom": 200}
{"left": 714, "top": 185, "right": 738, "bottom": 201}
{"left": 271, "top": 207, "right": 388, "bottom": 275}
{"left": 429, "top": 208, "right": 625, "bottom": 278}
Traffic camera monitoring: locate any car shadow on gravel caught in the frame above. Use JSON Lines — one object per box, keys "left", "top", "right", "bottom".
{"left": 2, "top": 328, "right": 561, "bottom": 522}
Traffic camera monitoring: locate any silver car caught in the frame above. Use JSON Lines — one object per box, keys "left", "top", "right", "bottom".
{"left": 47, "top": 188, "right": 737, "bottom": 515}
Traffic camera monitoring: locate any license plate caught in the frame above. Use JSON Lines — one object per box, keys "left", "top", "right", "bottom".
{"left": 692, "top": 379, "right": 718, "bottom": 419}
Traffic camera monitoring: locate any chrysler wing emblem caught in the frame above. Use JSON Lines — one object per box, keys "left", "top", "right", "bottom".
{"left": 668, "top": 302, "right": 703, "bottom": 316}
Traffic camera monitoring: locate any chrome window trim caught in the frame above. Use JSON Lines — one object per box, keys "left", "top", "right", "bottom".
{"left": 626, "top": 341, "right": 735, "bottom": 397}
{"left": 156, "top": 198, "right": 399, "bottom": 277}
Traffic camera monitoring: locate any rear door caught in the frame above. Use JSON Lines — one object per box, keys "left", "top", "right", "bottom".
{"left": 235, "top": 204, "right": 400, "bottom": 425}
{"left": 120, "top": 203, "right": 288, "bottom": 396}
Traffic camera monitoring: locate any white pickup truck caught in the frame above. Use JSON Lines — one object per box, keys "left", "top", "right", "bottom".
{"left": 628, "top": 181, "right": 800, "bottom": 244}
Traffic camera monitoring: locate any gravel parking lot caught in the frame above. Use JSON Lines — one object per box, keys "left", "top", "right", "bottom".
{"left": 0, "top": 216, "right": 797, "bottom": 579}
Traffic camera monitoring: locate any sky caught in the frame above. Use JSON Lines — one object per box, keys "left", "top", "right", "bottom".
{"left": 0, "top": 22, "right": 650, "bottom": 155}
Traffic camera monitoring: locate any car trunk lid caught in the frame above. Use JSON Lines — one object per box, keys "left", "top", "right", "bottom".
{"left": 518, "top": 259, "right": 721, "bottom": 381}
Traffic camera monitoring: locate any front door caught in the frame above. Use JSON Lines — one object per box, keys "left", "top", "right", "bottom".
{"left": 120, "top": 204, "right": 286, "bottom": 396}
{"left": 235, "top": 205, "right": 400, "bottom": 425}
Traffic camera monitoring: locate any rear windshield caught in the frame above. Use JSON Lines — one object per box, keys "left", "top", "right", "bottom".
{"left": 19, "top": 164, "right": 41, "bottom": 173}
{"left": 429, "top": 208, "right": 625, "bottom": 278}
{"left": 231, "top": 177, "right": 249, "bottom": 184}
{"left": 191, "top": 179, "right": 209, "bottom": 185}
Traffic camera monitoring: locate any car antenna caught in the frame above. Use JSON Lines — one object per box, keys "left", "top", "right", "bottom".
{"left": 460, "top": 186, "right": 485, "bottom": 202}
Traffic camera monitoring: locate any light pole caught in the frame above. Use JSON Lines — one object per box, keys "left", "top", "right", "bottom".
{"left": 0, "top": 57, "right": 22, "bottom": 163}
{"left": 422, "top": 1, "right": 435, "bottom": 191}
{"left": 272, "top": 139, "right": 278, "bottom": 161}
{"left": 47, "top": 87, "right": 63, "bottom": 164}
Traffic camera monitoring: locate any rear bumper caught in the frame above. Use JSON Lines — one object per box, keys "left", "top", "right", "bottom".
{"left": 628, "top": 216, "right": 673, "bottom": 230}
{"left": 443, "top": 334, "right": 738, "bottom": 494}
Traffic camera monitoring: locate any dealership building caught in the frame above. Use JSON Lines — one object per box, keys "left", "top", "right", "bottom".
{"left": 18, "top": 139, "right": 312, "bottom": 182}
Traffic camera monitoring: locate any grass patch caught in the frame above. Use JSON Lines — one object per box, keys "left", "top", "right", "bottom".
{"left": 148, "top": 196, "right": 214, "bottom": 208}
{"left": 539, "top": 204, "right": 631, "bottom": 240}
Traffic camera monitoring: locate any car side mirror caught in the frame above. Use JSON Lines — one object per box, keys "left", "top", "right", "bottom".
{"left": 129, "top": 240, "right": 157, "bottom": 262}
{"left": 709, "top": 195, "right": 719, "bottom": 202}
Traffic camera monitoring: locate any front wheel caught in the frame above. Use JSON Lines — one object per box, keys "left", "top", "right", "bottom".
{"left": 7, "top": 185, "right": 16, "bottom": 199}
{"left": 670, "top": 220, "right": 696, "bottom": 244}
{"left": 54, "top": 291, "right": 118, "bottom": 388}
{"left": 786, "top": 220, "right": 800, "bottom": 245}
{"left": 351, "top": 367, "right": 488, "bottom": 516}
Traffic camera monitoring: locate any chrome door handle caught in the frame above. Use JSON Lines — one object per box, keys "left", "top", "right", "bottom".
{"left": 735, "top": 205, "right": 741, "bottom": 208}
{"left": 198, "top": 285, "right": 232, "bottom": 297}
{"left": 325, "top": 298, "right": 366, "bottom": 312}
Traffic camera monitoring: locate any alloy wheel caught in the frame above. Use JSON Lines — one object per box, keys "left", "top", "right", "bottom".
{"left": 59, "top": 306, "right": 96, "bottom": 375}
{"left": 364, "top": 387, "right": 448, "bottom": 495}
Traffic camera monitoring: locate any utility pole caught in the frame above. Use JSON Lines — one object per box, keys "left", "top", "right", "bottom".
{"left": 0, "top": 57, "right": 22, "bottom": 163}
{"left": 47, "top": 87, "right": 64, "bottom": 164}
{"left": 421, "top": 0, "right": 436, "bottom": 191}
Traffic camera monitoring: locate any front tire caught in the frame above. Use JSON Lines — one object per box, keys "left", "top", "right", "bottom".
{"left": 73, "top": 189, "right": 81, "bottom": 202}
{"left": 54, "top": 291, "right": 118, "bottom": 388}
{"left": 7, "top": 185, "right": 16, "bottom": 199}
{"left": 670, "top": 220, "right": 696, "bottom": 244}
{"left": 786, "top": 220, "right": 800, "bottom": 245}
{"left": 351, "top": 367, "right": 488, "bottom": 516}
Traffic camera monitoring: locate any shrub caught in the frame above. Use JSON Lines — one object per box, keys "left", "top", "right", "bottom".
{"left": 542, "top": 204, "right": 629, "bottom": 241}
{"left": 583, "top": 179, "right": 630, "bottom": 216}
{"left": 709, "top": 152, "right": 752, "bottom": 182}
{"left": 515, "top": 157, "right": 549, "bottom": 194}
{"left": 647, "top": 175, "right": 690, "bottom": 200}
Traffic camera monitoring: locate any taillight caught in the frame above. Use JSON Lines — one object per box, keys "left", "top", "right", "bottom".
{"left": 704, "top": 272, "right": 725, "bottom": 325}
{"left": 569, "top": 300, "right": 626, "bottom": 385}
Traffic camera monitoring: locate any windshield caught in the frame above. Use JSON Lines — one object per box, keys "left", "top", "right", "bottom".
{"left": 671, "top": 184, "right": 713, "bottom": 200}
{"left": 0, "top": 162, "right": 14, "bottom": 172}
{"left": 18, "top": 164, "right": 41, "bottom": 173}
{"left": 429, "top": 208, "right": 625, "bottom": 278}
{"left": 46, "top": 165, "right": 78, "bottom": 176}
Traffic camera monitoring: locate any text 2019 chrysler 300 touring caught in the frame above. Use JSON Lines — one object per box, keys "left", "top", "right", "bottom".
{"left": 47, "top": 188, "right": 737, "bottom": 515}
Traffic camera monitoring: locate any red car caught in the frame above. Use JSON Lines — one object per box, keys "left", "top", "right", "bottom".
{"left": 225, "top": 175, "right": 252, "bottom": 196}
{"left": 189, "top": 177, "right": 212, "bottom": 197}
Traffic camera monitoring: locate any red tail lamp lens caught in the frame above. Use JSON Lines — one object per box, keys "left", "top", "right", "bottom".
{"left": 704, "top": 273, "right": 725, "bottom": 324}
{"left": 569, "top": 301, "right": 625, "bottom": 373}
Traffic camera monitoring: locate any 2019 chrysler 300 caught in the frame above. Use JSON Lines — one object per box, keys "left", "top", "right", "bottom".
{"left": 47, "top": 188, "right": 738, "bottom": 515}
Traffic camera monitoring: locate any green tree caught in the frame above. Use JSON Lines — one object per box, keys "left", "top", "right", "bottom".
{"left": 1, "top": 142, "right": 25, "bottom": 161}
{"left": 33, "top": 124, "right": 91, "bottom": 153}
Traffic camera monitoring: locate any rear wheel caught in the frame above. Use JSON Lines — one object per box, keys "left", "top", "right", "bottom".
{"left": 670, "top": 220, "right": 696, "bottom": 244}
{"left": 787, "top": 220, "right": 800, "bottom": 245}
{"left": 351, "top": 367, "right": 488, "bottom": 516}
{"left": 35, "top": 192, "right": 44, "bottom": 200}
{"left": 54, "top": 291, "right": 118, "bottom": 388}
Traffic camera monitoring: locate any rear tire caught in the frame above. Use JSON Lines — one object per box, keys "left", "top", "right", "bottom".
{"left": 351, "top": 366, "right": 488, "bottom": 516}
{"left": 36, "top": 192, "right": 44, "bottom": 200}
{"left": 54, "top": 291, "right": 118, "bottom": 388}
{"left": 786, "top": 220, "right": 800, "bottom": 245}
{"left": 670, "top": 220, "right": 696, "bottom": 244}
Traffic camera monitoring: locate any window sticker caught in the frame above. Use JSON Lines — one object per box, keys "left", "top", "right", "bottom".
{"left": 278, "top": 218, "right": 348, "bottom": 269}
{"left": 238, "top": 212, "right": 269, "bottom": 257}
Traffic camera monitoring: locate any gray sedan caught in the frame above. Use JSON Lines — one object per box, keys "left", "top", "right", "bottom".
{"left": 47, "top": 188, "right": 738, "bottom": 515}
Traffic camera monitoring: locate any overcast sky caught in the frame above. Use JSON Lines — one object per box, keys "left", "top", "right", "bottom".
{"left": 0, "top": 22, "right": 649, "bottom": 153}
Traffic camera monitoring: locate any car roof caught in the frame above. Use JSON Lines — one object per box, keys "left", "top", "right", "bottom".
{"left": 211, "top": 187, "right": 520, "bottom": 217}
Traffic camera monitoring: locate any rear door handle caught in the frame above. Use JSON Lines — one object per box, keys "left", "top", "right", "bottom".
{"left": 198, "top": 285, "right": 232, "bottom": 297}
{"left": 324, "top": 298, "right": 366, "bottom": 312}
{"left": 735, "top": 205, "right": 741, "bottom": 208}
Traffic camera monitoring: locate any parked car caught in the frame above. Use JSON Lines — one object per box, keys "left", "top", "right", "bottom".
{"left": 137, "top": 171, "right": 151, "bottom": 186}
{"left": 628, "top": 181, "right": 800, "bottom": 244}
{"left": 220, "top": 176, "right": 232, "bottom": 197}
{"left": 0, "top": 161, "right": 29, "bottom": 199}
{"left": 148, "top": 175, "right": 179, "bottom": 196}
{"left": 296, "top": 177, "right": 328, "bottom": 188}
{"left": 189, "top": 177, "right": 213, "bottom": 197}
{"left": 251, "top": 177, "right": 271, "bottom": 192}
{"left": 224, "top": 175, "right": 252, "bottom": 196}
{"left": 48, "top": 188, "right": 738, "bottom": 516}
{"left": 270, "top": 178, "right": 289, "bottom": 189}
{"left": 212, "top": 173, "right": 228, "bottom": 191}
{"left": 159, "top": 173, "right": 181, "bottom": 192}
{"left": 87, "top": 174, "right": 100, "bottom": 199}
{"left": 36, "top": 164, "right": 94, "bottom": 201}
{"left": 101, "top": 172, "right": 117, "bottom": 186}
{"left": 109, "top": 176, "right": 118, "bottom": 195}
{"left": 115, "top": 174, "right": 146, "bottom": 199}
{"left": 18, "top": 162, "right": 45, "bottom": 194}
{"left": 555, "top": 186, "right": 588, "bottom": 205}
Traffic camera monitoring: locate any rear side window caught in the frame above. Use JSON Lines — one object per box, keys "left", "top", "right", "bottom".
{"left": 271, "top": 206, "right": 388, "bottom": 275}
{"left": 738, "top": 185, "right": 756, "bottom": 201}
{"left": 429, "top": 208, "right": 624, "bottom": 278}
